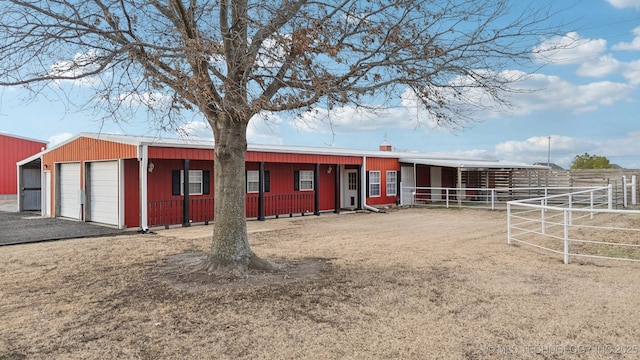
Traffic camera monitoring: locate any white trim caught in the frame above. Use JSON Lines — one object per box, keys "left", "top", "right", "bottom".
{"left": 140, "top": 145, "right": 149, "bottom": 231}
{"left": 298, "top": 170, "right": 314, "bottom": 191}
{"left": 119, "top": 159, "right": 125, "bottom": 229}
{"left": 247, "top": 170, "right": 259, "bottom": 193}
{"left": 369, "top": 170, "right": 381, "bottom": 197}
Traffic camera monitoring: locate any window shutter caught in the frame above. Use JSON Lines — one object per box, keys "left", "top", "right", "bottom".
{"left": 294, "top": 170, "right": 300, "bottom": 191}
{"left": 397, "top": 170, "right": 401, "bottom": 196}
{"left": 366, "top": 171, "right": 370, "bottom": 197}
{"left": 265, "top": 171, "right": 270, "bottom": 193}
{"left": 172, "top": 170, "right": 181, "bottom": 196}
{"left": 203, "top": 170, "right": 210, "bottom": 195}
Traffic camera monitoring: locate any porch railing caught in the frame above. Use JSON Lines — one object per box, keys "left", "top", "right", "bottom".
{"left": 148, "top": 197, "right": 214, "bottom": 228}
{"left": 148, "top": 192, "right": 315, "bottom": 228}
{"left": 246, "top": 192, "right": 315, "bottom": 218}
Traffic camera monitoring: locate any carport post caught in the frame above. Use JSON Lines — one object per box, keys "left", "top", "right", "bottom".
{"left": 258, "top": 162, "right": 265, "bottom": 221}
{"left": 182, "top": 159, "right": 190, "bottom": 227}
{"left": 314, "top": 163, "right": 320, "bottom": 216}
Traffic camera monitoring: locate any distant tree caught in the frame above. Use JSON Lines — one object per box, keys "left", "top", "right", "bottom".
{"left": 570, "top": 153, "right": 612, "bottom": 169}
{"left": 0, "top": 0, "right": 569, "bottom": 277}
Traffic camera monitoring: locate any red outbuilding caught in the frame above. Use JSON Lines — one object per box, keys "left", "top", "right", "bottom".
{"left": 18, "top": 132, "right": 544, "bottom": 230}
{"left": 1, "top": 133, "right": 47, "bottom": 208}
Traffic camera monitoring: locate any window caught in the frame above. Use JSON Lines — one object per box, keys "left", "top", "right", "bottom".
{"left": 172, "top": 169, "right": 209, "bottom": 196}
{"left": 386, "top": 171, "right": 397, "bottom": 196}
{"left": 369, "top": 171, "right": 381, "bottom": 197}
{"left": 182, "top": 170, "right": 203, "bottom": 195}
{"left": 247, "top": 170, "right": 259, "bottom": 193}
{"left": 348, "top": 172, "right": 358, "bottom": 191}
{"left": 299, "top": 170, "right": 314, "bottom": 191}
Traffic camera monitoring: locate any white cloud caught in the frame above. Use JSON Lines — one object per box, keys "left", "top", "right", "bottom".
{"left": 533, "top": 32, "right": 606, "bottom": 65}
{"left": 177, "top": 121, "right": 213, "bottom": 139}
{"left": 576, "top": 54, "right": 624, "bottom": 77}
{"left": 606, "top": 0, "right": 640, "bottom": 9}
{"left": 493, "top": 133, "right": 640, "bottom": 169}
{"left": 291, "top": 104, "right": 419, "bottom": 135}
{"left": 612, "top": 26, "right": 640, "bottom": 51}
{"left": 495, "top": 135, "right": 590, "bottom": 168}
{"left": 49, "top": 50, "right": 103, "bottom": 87}
{"left": 503, "top": 74, "right": 634, "bottom": 115}
{"left": 247, "top": 112, "right": 283, "bottom": 145}
{"left": 116, "top": 91, "right": 171, "bottom": 109}
{"left": 48, "top": 132, "right": 73, "bottom": 146}
{"left": 623, "top": 60, "right": 640, "bottom": 85}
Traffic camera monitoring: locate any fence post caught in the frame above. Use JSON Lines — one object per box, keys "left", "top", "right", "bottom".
{"left": 623, "top": 175, "right": 628, "bottom": 208}
{"left": 507, "top": 203, "right": 512, "bottom": 244}
{"left": 608, "top": 184, "right": 613, "bottom": 210}
{"left": 446, "top": 188, "right": 450, "bottom": 208}
{"left": 400, "top": 182, "right": 404, "bottom": 206}
{"left": 491, "top": 189, "right": 495, "bottom": 210}
{"left": 563, "top": 209, "right": 569, "bottom": 264}
{"left": 590, "top": 190, "right": 594, "bottom": 219}
{"left": 541, "top": 199, "right": 545, "bottom": 234}
{"left": 633, "top": 175, "right": 637, "bottom": 206}
{"left": 568, "top": 194, "right": 573, "bottom": 226}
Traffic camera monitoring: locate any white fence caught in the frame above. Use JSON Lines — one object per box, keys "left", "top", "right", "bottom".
{"left": 507, "top": 185, "right": 640, "bottom": 264}
{"left": 400, "top": 175, "right": 637, "bottom": 210}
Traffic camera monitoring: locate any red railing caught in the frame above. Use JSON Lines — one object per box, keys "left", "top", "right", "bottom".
{"left": 148, "top": 192, "right": 315, "bottom": 227}
{"left": 148, "top": 197, "right": 214, "bottom": 228}
{"left": 246, "top": 192, "right": 315, "bottom": 218}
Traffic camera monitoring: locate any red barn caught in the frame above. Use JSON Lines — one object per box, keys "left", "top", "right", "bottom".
{"left": 18, "top": 132, "right": 543, "bottom": 230}
{"left": 0, "top": 133, "right": 47, "bottom": 207}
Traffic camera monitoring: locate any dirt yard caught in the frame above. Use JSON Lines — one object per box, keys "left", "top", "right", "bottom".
{"left": 1, "top": 207, "right": 639, "bottom": 359}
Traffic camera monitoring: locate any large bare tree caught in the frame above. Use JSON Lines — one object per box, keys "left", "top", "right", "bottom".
{"left": 0, "top": 0, "right": 566, "bottom": 276}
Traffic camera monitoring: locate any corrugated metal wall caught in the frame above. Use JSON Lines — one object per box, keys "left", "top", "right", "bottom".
{"left": 0, "top": 134, "right": 46, "bottom": 195}
{"left": 42, "top": 136, "right": 138, "bottom": 219}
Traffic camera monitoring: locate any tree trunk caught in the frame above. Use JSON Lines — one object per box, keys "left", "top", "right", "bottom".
{"left": 200, "top": 113, "right": 278, "bottom": 276}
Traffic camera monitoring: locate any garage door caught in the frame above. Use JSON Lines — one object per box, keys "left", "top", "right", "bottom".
{"left": 88, "top": 161, "right": 119, "bottom": 226}
{"left": 59, "top": 163, "right": 81, "bottom": 219}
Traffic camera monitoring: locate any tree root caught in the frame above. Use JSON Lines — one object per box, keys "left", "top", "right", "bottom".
{"left": 190, "top": 253, "right": 285, "bottom": 279}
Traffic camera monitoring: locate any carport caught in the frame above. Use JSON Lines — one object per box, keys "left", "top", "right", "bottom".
{"left": 16, "top": 151, "right": 46, "bottom": 213}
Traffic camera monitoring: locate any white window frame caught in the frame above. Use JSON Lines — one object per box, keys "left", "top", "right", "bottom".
{"left": 386, "top": 171, "right": 397, "bottom": 196}
{"left": 299, "top": 170, "right": 314, "bottom": 191}
{"left": 247, "top": 170, "right": 259, "bottom": 193}
{"left": 181, "top": 170, "right": 203, "bottom": 195}
{"left": 369, "top": 170, "right": 381, "bottom": 197}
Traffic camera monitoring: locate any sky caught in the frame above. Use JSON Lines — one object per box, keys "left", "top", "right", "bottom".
{"left": 1, "top": 0, "right": 640, "bottom": 169}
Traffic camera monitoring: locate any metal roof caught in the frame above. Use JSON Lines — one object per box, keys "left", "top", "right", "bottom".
{"left": 399, "top": 158, "right": 549, "bottom": 170}
{"left": 23, "top": 132, "right": 547, "bottom": 170}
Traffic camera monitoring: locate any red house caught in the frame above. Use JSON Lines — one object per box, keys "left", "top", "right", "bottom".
{"left": 17, "top": 133, "right": 543, "bottom": 230}
{"left": 1, "top": 133, "right": 47, "bottom": 209}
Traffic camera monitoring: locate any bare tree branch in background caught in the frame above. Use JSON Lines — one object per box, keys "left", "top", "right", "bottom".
{"left": 0, "top": 0, "right": 570, "bottom": 276}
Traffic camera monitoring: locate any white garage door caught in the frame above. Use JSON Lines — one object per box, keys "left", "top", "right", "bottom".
{"left": 59, "top": 163, "right": 81, "bottom": 219}
{"left": 88, "top": 161, "right": 119, "bottom": 226}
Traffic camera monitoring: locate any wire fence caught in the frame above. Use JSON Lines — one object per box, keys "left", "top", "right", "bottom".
{"left": 507, "top": 185, "right": 640, "bottom": 264}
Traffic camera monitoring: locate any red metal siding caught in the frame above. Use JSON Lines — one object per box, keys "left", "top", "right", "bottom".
{"left": 124, "top": 159, "right": 140, "bottom": 228}
{"left": 148, "top": 146, "right": 214, "bottom": 160}
{"left": 366, "top": 157, "right": 400, "bottom": 206}
{"left": 246, "top": 151, "right": 361, "bottom": 165}
{"left": 146, "top": 159, "right": 214, "bottom": 226}
{"left": 0, "top": 134, "right": 46, "bottom": 195}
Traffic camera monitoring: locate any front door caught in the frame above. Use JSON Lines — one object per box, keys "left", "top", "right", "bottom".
{"left": 343, "top": 169, "right": 358, "bottom": 209}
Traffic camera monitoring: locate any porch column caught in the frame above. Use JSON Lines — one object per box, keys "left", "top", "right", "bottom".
{"left": 314, "top": 163, "right": 320, "bottom": 215}
{"left": 182, "top": 159, "right": 190, "bottom": 227}
{"left": 258, "top": 162, "right": 265, "bottom": 221}
{"left": 334, "top": 164, "right": 340, "bottom": 214}
{"left": 357, "top": 165, "right": 362, "bottom": 210}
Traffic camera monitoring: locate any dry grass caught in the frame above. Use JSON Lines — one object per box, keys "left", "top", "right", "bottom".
{"left": 1, "top": 208, "right": 640, "bottom": 359}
